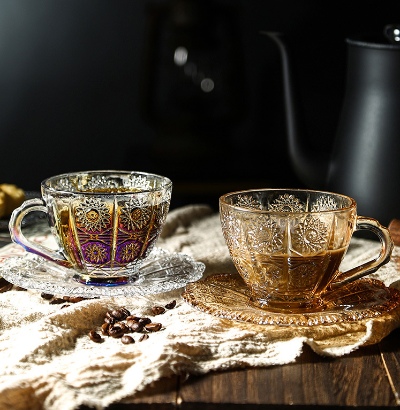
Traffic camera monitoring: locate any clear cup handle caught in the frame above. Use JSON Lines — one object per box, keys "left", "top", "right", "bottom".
{"left": 330, "top": 216, "right": 393, "bottom": 289}
{"left": 9, "top": 198, "right": 72, "bottom": 268}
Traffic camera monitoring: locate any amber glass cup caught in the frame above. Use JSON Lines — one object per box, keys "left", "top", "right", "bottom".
{"left": 9, "top": 171, "right": 172, "bottom": 286}
{"left": 219, "top": 189, "right": 393, "bottom": 312}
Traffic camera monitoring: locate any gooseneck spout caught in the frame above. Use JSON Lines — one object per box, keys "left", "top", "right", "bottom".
{"left": 261, "top": 31, "right": 329, "bottom": 188}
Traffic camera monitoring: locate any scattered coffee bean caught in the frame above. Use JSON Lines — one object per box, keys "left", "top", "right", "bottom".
{"left": 108, "top": 324, "right": 125, "bottom": 338}
{"left": 126, "top": 316, "right": 140, "bottom": 323}
{"left": 121, "top": 335, "right": 135, "bottom": 345}
{"left": 41, "top": 293, "right": 54, "bottom": 300}
{"left": 111, "top": 309, "right": 127, "bottom": 320}
{"left": 101, "top": 323, "right": 110, "bottom": 336}
{"left": 0, "top": 283, "right": 13, "bottom": 293}
{"left": 49, "top": 298, "right": 66, "bottom": 305}
{"left": 152, "top": 306, "right": 165, "bottom": 315}
{"left": 104, "top": 316, "right": 116, "bottom": 325}
{"left": 139, "top": 317, "right": 151, "bottom": 325}
{"left": 145, "top": 323, "right": 162, "bottom": 332}
{"left": 89, "top": 330, "right": 102, "bottom": 343}
{"left": 120, "top": 307, "right": 130, "bottom": 317}
{"left": 129, "top": 322, "right": 144, "bottom": 333}
{"left": 69, "top": 297, "right": 85, "bottom": 303}
{"left": 165, "top": 300, "right": 176, "bottom": 309}
{"left": 139, "top": 334, "right": 149, "bottom": 342}
{"left": 60, "top": 304, "right": 70, "bottom": 309}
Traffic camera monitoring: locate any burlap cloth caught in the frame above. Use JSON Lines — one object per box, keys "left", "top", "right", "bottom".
{"left": 0, "top": 204, "right": 400, "bottom": 410}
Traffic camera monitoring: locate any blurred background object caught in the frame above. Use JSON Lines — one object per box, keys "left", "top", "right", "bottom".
{"left": 0, "top": 0, "right": 399, "bottom": 213}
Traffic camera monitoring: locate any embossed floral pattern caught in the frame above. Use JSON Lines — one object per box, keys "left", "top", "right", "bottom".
{"left": 75, "top": 198, "right": 111, "bottom": 232}
{"left": 119, "top": 242, "right": 141, "bottom": 262}
{"left": 312, "top": 196, "right": 338, "bottom": 212}
{"left": 269, "top": 194, "right": 305, "bottom": 212}
{"left": 120, "top": 202, "right": 151, "bottom": 231}
{"left": 292, "top": 216, "right": 328, "bottom": 253}
{"left": 247, "top": 216, "right": 283, "bottom": 254}
{"left": 235, "top": 195, "right": 262, "bottom": 210}
{"left": 82, "top": 243, "right": 109, "bottom": 264}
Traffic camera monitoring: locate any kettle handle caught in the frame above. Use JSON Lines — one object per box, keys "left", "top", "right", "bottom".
{"left": 330, "top": 216, "right": 393, "bottom": 288}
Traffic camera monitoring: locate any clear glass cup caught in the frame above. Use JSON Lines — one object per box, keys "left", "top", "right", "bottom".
{"left": 219, "top": 189, "right": 393, "bottom": 312}
{"left": 9, "top": 171, "right": 172, "bottom": 286}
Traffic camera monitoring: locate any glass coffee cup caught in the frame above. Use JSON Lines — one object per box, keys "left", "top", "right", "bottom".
{"left": 219, "top": 189, "right": 393, "bottom": 312}
{"left": 9, "top": 171, "right": 172, "bottom": 286}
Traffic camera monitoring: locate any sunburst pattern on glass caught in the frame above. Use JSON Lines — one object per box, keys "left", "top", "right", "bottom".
{"left": 269, "top": 194, "right": 305, "bottom": 212}
{"left": 292, "top": 216, "right": 328, "bottom": 253}
{"left": 247, "top": 216, "right": 283, "bottom": 254}
{"left": 75, "top": 198, "right": 111, "bottom": 232}
{"left": 235, "top": 195, "right": 262, "bottom": 210}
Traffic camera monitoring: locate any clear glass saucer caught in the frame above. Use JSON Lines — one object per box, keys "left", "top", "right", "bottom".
{"left": 182, "top": 273, "right": 400, "bottom": 326}
{"left": 0, "top": 248, "right": 205, "bottom": 297}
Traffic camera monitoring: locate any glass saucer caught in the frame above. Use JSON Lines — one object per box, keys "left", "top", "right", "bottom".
{"left": 0, "top": 248, "right": 205, "bottom": 298}
{"left": 182, "top": 273, "right": 400, "bottom": 326}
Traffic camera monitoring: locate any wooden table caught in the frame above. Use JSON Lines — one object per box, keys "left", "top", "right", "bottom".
{"left": 96, "top": 326, "right": 398, "bottom": 409}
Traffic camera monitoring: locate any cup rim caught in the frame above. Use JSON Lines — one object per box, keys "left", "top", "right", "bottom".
{"left": 219, "top": 188, "right": 357, "bottom": 214}
{"left": 41, "top": 170, "right": 173, "bottom": 195}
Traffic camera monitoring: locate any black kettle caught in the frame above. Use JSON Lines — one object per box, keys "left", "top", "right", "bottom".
{"left": 262, "top": 26, "right": 400, "bottom": 225}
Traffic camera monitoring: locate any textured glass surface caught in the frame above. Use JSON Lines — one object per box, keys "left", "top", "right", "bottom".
{"left": 182, "top": 273, "right": 400, "bottom": 326}
{"left": 219, "top": 188, "right": 392, "bottom": 311}
{"left": 1, "top": 248, "right": 205, "bottom": 297}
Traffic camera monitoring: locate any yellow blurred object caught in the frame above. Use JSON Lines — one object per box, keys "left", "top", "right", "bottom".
{"left": 0, "top": 191, "right": 6, "bottom": 219}
{"left": 0, "top": 184, "right": 25, "bottom": 217}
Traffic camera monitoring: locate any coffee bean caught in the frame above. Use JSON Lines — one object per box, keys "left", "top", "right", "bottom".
{"left": 139, "top": 317, "right": 151, "bottom": 325}
{"left": 128, "top": 322, "right": 144, "bottom": 333}
{"left": 104, "top": 316, "right": 116, "bottom": 325}
{"left": 0, "top": 283, "right": 13, "bottom": 293}
{"left": 69, "top": 297, "right": 85, "bottom": 303}
{"left": 0, "top": 277, "right": 9, "bottom": 287}
{"left": 145, "top": 323, "right": 162, "bottom": 332}
{"left": 139, "top": 334, "right": 149, "bottom": 342}
{"left": 50, "top": 298, "right": 65, "bottom": 305}
{"left": 108, "top": 324, "right": 125, "bottom": 338}
{"left": 121, "top": 335, "right": 135, "bottom": 345}
{"left": 15, "top": 286, "right": 27, "bottom": 291}
{"left": 126, "top": 316, "right": 140, "bottom": 323}
{"left": 89, "top": 330, "right": 102, "bottom": 343}
{"left": 101, "top": 323, "right": 110, "bottom": 336}
{"left": 152, "top": 306, "right": 165, "bottom": 315}
{"left": 41, "top": 293, "right": 54, "bottom": 300}
{"left": 60, "top": 304, "right": 70, "bottom": 309}
{"left": 120, "top": 307, "right": 130, "bottom": 317}
{"left": 165, "top": 300, "right": 176, "bottom": 309}
{"left": 111, "top": 309, "right": 127, "bottom": 320}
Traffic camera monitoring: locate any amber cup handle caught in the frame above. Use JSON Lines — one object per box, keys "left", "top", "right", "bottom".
{"left": 9, "top": 198, "right": 72, "bottom": 268}
{"left": 330, "top": 216, "right": 393, "bottom": 289}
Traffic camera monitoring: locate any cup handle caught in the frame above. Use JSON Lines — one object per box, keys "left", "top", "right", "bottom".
{"left": 9, "top": 198, "right": 72, "bottom": 268}
{"left": 330, "top": 216, "right": 393, "bottom": 289}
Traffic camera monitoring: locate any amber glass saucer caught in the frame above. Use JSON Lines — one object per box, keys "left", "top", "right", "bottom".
{"left": 182, "top": 273, "right": 400, "bottom": 326}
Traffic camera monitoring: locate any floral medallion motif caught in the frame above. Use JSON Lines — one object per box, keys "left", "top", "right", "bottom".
{"left": 247, "top": 216, "right": 283, "bottom": 254}
{"left": 269, "top": 194, "right": 305, "bottom": 213}
{"left": 292, "top": 216, "right": 328, "bottom": 254}
{"left": 75, "top": 198, "right": 111, "bottom": 233}
{"left": 312, "top": 196, "right": 338, "bottom": 212}
{"left": 118, "top": 241, "right": 141, "bottom": 263}
{"left": 82, "top": 242, "right": 109, "bottom": 264}
{"left": 235, "top": 195, "right": 262, "bottom": 210}
{"left": 120, "top": 201, "right": 151, "bottom": 231}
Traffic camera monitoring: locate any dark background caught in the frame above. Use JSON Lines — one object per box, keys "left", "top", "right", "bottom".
{"left": 0, "top": 0, "right": 399, "bottom": 211}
